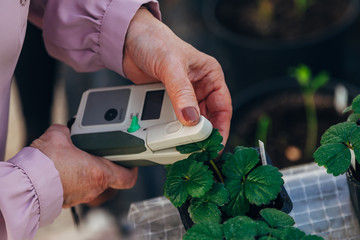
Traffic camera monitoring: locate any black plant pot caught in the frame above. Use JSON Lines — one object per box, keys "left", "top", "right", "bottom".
{"left": 227, "top": 77, "right": 360, "bottom": 169}
{"left": 177, "top": 149, "right": 293, "bottom": 230}
{"left": 346, "top": 162, "right": 360, "bottom": 223}
{"left": 201, "top": 0, "right": 359, "bottom": 95}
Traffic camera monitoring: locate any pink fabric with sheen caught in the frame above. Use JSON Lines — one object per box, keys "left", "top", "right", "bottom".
{"left": 0, "top": 148, "right": 62, "bottom": 240}
{"left": 0, "top": 0, "right": 160, "bottom": 239}
{"left": 43, "top": 0, "right": 160, "bottom": 75}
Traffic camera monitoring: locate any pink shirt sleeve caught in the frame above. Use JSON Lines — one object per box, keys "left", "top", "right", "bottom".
{"left": 0, "top": 147, "right": 63, "bottom": 240}
{"left": 0, "top": 1, "right": 161, "bottom": 239}
{"left": 38, "top": 0, "right": 160, "bottom": 76}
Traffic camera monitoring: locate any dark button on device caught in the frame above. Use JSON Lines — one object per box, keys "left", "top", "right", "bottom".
{"left": 104, "top": 108, "right": 118, "bottom": 121}
{"left": 20, "top": 0, "right": 27, "bottom": 5}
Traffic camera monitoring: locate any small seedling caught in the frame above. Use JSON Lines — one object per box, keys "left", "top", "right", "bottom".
{"left": 256, "top": 113, "right": 271, "bottom": 147}
{"left": 291, "top": 64, "right": 329, "bottom": 160}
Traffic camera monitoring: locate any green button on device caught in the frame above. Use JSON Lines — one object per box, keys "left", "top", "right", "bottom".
{"left": 127, "top": 115, "right": 141, "bottom": 133}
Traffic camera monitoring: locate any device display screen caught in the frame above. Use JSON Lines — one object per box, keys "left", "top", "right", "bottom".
{"left": 141, "top": 90, "right": 165, "bottom": 120}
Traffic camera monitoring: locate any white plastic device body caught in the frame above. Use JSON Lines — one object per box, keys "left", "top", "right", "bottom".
{"left": 70, "top": 83, "right": 213, "bottom": 166}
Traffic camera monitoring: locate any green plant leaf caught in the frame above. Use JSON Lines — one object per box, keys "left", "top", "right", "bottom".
{"left": 319, "top": 122, "right": 357, "bottom": 145}
{"left": 278, "top": 227, "right": 324, "bottom": 240}
{"left": 163, "top": 173, "right": 188, "bottom": 208}
{"left": 177, "top": 142, "right": 204, "bottom": 154}
{"left": 291, "top": 64, "right": 311, "bottom": 87}
{"left": 350, "top": 127, "right": 360, "bottom": 148}
{"left": 280, "top": 227, "right": 306, "bottom": 240}
{"left": 183, "top": 222, "right": 223, "bottom": 240}
{"left": 163, "top": 159, "right": 213, "bottom": 207}
{"left": 349, "top": 131, "right": 360, "bottom": 165}
{"left": 222, "top": 216, "right": 258, "bottom": 240}
{"left": 186, "top": 150, "right": 221, "bottom": 162}
{"left": 164, "top": 164, "right": 172, "bottom": 172}
{"left": 302, "top": 235, "right": 325, "bottom": 240}
{"left": 313, "top": 143, "right": 350, "bottom": 176}
{"left": 234, "top": 146, "right": 250, "bottom": 153}
{"left": 351, "top": 95, "right": 360, "bottom": 114}
{"left": 187, "top": 151, "right": 209, "bottom": 162}
{"left": 223, "top": 183, "right": 250, "bottom": 216}
{"left": 204, "top": 182, "right": 229, "bottom": 206}
{"left": 259, "top": 236, "right": 277, "bottom": 240}
{"left": 188, "top": 183, "right": 229, "bottom": 223}
{"left": 343, "top": 105, "right": 353, "bottom": 113}
{"left": 260, "top": 208, "right": 295, "bottom": 228}
{"left": 222, "top": 147, "right": 260, "bottom": 180}
{"left": 310, "top": 71, "right": 329, "bottom": 91}
{"left": 222, "top": 148, "right": 266, "bottom": 215}
{"left": 348, "top": 113, "right": 360, "bottom": 123}
{"left": 255, "top": 220, "right": 271, "bottom": 236}
{"left": 245, "top": 165, "right": 284, "bottom": 206}
{"left": 314, "top": 122, "right": 360, "bottom": 176}
{"left": 221, "top": 152, "right": 233, "bottom": 162}
{"left": 268, "top": 228, "right": 283, "bottom": 239}
{"left": 176, "top": 129, "right": 223, "bottom": 162}
{"left": 185, "top": 164, "right": 214, "bottom": 198}
{"left": 189, "top": 198, "right": 222, "bottom": 223}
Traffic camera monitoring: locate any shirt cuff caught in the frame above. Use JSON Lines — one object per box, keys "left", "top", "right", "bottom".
{"left": 99, "top": 0, "right": 161, "bottom": 76}
{"left": 8, "top": 147, "right": 63, "bottom": 227}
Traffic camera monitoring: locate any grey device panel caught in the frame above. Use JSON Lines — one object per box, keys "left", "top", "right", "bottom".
{"left": 82, "top": 89, "right": 130, "bottom": 126}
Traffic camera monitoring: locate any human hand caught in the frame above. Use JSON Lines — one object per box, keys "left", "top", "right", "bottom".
{"left": 30, "top": 124, "right": 138, "bottom": 208}
{"left": 123, "top": 8, "right": 232, "bottom": 144}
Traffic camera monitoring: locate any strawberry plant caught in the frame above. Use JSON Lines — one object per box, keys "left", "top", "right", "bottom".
{"left": 314, "top": 95, "right": 360, "bottom": 176}
{"left": 183, "top": 208, "right": 322, "bottom": 240}
{"left": 164, "top": 129, "right": 323, "bottom": 239}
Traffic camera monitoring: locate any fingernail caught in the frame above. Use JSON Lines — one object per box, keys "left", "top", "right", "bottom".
{"left": 182, "top": 107, "right": 200, "bottom": 124}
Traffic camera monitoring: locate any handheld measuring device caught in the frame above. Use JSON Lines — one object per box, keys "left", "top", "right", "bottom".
{"left": 69, "top": 83, "right": 213, "bottom": 167}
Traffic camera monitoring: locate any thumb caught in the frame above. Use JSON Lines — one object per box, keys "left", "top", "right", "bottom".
{"left": 106, "top": 162, "right": 139, "bottom": 189}
{"left": 163, "top": 73, "right": 200, "bottom": 126}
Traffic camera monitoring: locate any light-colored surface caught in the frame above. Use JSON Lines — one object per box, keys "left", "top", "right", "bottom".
{"left": 5, "top": 79, "right": 26, "bottom": 161}
{"left": 282, "top": 163, "right": 360, "bottom": 239}
{"left": 34, "top": 208, "right": 122, "bottom": 240}
{"left": 127, "top": 163, "right": 360, "bottom": 240}
{"left": 5, "top": 76, "right": 67, "bottom": 160}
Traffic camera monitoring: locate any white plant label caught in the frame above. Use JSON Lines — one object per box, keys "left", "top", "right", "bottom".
{"left": 350, "top": 148, "right": 356, "bottom": 171}
{"left": 259, "top": 140, "right": 267, "bottom": 166}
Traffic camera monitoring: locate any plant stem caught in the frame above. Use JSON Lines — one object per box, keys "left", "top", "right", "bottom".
{"left": 255, "top": 114, "right": 271, "bottom": 146}
{"left": 303, "top": 92, "right": 317, "bottom": 160}
{"left": 210, "top": 160, "right": 224, "bottom": 183}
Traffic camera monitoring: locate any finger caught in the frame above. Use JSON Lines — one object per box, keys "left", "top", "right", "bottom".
{"left": 161, "top": 63, "right": 200, "bottom": 126}
{"left": 43, "top": 124, "right": 71, "bottom": 139}
{"left": 205, "top": 86, "right": 232, "bottom": 145}
{"left": 105, "top": 162, "right": 139, "bottom": 189}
